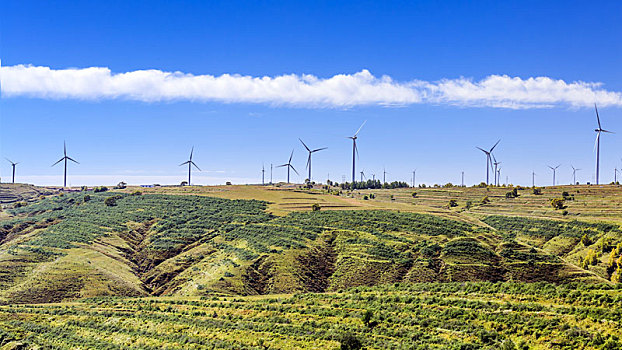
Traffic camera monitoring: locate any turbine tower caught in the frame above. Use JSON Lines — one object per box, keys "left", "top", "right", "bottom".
{"left": 413, "top": 169, "right": 417, "bottom": 188}
{"left": 52, "top": 141, "right": 79, "bottom": 188}
{"left": 179, "top": 146, "right": 201, "bottom": 186}
{"left": 5, "top": 158, "right": 18, "bottom": 184}
{"left": 476, "top": 139, "right": 500, "bottom": 185}
{"left": 571, "top": 165, "right": 581, "bottom": 185}
{"left": 277, "top": 149, "right": 298, "bottom": 183}
{"left": 548, "top": 164, "right": 561, "bottom": 186}
{"left": 299, "top": 138, "right": 327, "bottom": 183}
{"left": 347, "top": 121, "right": 366, "bottom": 187}
{"left": 359, "top": 170, "right": 366, "bottom": 183}
{"left": 594, "top": 104, "right": 613, "bottom": 185}
{"left": 383, "top": 167, "right": 388, "bottom": 184}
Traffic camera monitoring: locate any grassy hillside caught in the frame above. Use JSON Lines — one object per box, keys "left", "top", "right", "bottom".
{"left": 0, "top": 282, "right": 620, "bottom": 349}
{"left": 1, "top": 185, "right": 619, "bottom": 305}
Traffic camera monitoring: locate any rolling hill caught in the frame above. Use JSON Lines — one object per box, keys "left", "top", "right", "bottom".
{"left": 1, "top": 184, "right": 620, "bottom": 305}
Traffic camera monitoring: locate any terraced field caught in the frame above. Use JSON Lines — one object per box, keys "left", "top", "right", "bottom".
{"left": 0, "top": 282, "right": 620, "bottom": 349}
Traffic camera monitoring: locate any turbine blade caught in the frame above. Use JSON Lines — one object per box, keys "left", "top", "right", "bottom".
{"left": 190, "top": 146, "right": 194, "bottom": 161}
{"left": 489, "top": 139, "right": 501, "bottom": 152}
{"left": 67, "top": 157, "right": 79, "bottom": 164}
{"left": 180, "top": 161, "right": 190, "bottom": 166}
{"left": 312, "top": 147, "right": 327, "bottom": 153}
{"left": 306, "top": 154, "right": 310, "bottom": 170}
{"left": 5, "top": 158, "right": 13, "bottom": 164}
{"left": 354, "top": 120, "right": 367, "bottom": 137}
{"left": 276, "top": 164, "right": 288, "bottom": 168}
{"left": 289, "top": 149, "right": 294, "bottom": 163}
{"left": 191, "top": 161, "right": 201, "bottom": 171}
{"left": 476, "top": 147, "right": 488, "bottom": 154}
{"left": 299, "top": 138, "right": 310, "bottom": 152}
{"left": 51, "top": 158, "right": 64, "bottom": 167}
{"left": 64, "top": 141, "right": 67, "bottom": 156}
{"left": 601, "top": 129, "right": 614, "bottom": 134}
{"left": 595, "top": 104, "right": 602, "bottom": 130}
{"left": 290, "top": 165, "right": 299, "bottom": 176}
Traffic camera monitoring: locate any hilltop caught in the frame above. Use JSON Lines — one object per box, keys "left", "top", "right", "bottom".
{"left": 0, "top": 184, "right": 620, "bottom": 305}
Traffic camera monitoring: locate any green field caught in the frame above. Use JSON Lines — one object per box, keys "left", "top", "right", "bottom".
{"left": 0, "top": 184, "right": 621, "bottom": 349}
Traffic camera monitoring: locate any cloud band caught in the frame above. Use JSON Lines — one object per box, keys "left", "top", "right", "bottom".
{"left": 2, "top": 64, "right": 621, "bottom": 109}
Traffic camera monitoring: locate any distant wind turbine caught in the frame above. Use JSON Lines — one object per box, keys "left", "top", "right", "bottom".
{"left": 262, "top": 164, "right": 265, "bottom": 185}
{"left": 277, "top": 149, "right": 299, "bottom": 183}
{"left": 413, "top": 169, "right": 417, "bottom": 188}
{"left": 594, "top": 104, "right": 614, "bottom": 185}
{"left": 5, "top": 158, "right": 18, "bottom": 184}
{"left": 548, "top": 164, "right": 561, "bottom": 186}
{"left": 476, "top": 139, "right": 500, "bottom": 185}
{"left": 299, "top": 138, "right": 327, "bottom": 183}
{"left": 571, "top": 165, "right": 581, "bottom": 185}
{"left": 179, "top": 146, "right": 201, "bottom": 186}
{"left": 52, "top": 141, "right": 79, "bottom": 188}
{"left": 360, "top": 170, "right": 366, "bottom": 183}
{"left": 383, "top": 167, "right": 388, "bottom": 184}
{"left": 492, "top": 153, "right": 501, "bottom": 186}
{"left": 348, "top": 121, "right": 366, "bottom": 187}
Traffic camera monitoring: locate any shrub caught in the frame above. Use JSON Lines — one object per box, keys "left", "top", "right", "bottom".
{"left": 131, "top": 191, "right": 142, "bottom": 196}
{"left": 83, "top": 195, "right": 91, "bottom": 202}
{"left": 533, "top": 188, "right": 542, "bottom": 195}
{"left": 481, "top": 196, "right": 490, "bottom": 204}
{"left": 339, "top": 333, "right": 362, "bottom": 350}
{"left": 412, "top": 192, "right": 417, "bottom": 198}
{"left": 93, "top": 186, "right": 109, "bottom": 193}
{"left": 551, "top": 198, "right": 566, "bottom": 210}
{"left": 311, "top": 203, "right": 321, "bottom": 211}
{"left": 465, "top": 200, "right": 472, "bottom": 210}
{"left": 363, "top": 195, "right": 369, "bottom": 200}
{"left": 448, "top": 199, "right": 458, "bottom": 207}
{"left": 104, "top": 195, "right": 123, "bottom": 207}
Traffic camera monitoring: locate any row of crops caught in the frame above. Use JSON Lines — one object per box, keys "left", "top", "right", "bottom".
{"left": 0, "top": 282, "right": 620, "bottom": 349}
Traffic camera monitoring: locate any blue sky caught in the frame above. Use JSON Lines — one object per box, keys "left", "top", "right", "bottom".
{"left": 1, "top": 0, "right": 622, "bottom": 186}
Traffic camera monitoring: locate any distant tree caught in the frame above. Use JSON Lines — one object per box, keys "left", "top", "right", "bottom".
{"left": 448, "top": 199, "right": 458, "bottom": 207}
{"left": 465, "top": 200, "right": 473, "bottom": 210}
{"left": 481, "top": 196, "right": 490, "bottom": 204}
{"left": 180, "top": 181, "right": 188, "bottom": 186}
{"left": 83, "top": 195, "right": 91, "bottom": 202}
{"left": 533, "top": 187, "right": 542, "bottom": 195}
{"left": 312, "top": 203, "right": 321, "bottom": 211}
{"left": 411, "top": 192, "right": 417, "bottom": 198}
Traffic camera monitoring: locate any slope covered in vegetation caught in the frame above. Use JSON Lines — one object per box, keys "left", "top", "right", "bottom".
{"left": 0, "top": 189, "right": 612, "bottom": 304}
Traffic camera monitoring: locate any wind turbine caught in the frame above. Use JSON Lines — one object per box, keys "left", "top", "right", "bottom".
{"left": 594, "top": 104, "right": 614, "bottom": 185}
{"left": 179, "top": 146, "right": 201, "bottom": 186}
{"left": 52, "top": 141, "right": 79, "bottom": 188}
{"left": 5, "top": 158, "right": 18, "bottom": 184}
{"left": 277, "top": 149, "right": 299, "bottom": 183}
{"left": 299, "top": 138, "right": 327, "bottom": 183}
{"left": 615, "top": 168, "right": 619, "bottom": 184}
{"left": 383, "top": 167, "right": 388, "bottom": 184}
{"left": 497, "top": 167, "right": 502, "bottom": 186}
{"left": 360, "top": 170, "right": 366, "bottom": 183}
{"left": 548, "top": 164, "right": 561, "bottom": 186}
{"left": 476, "top": 140, "right": 500, "bottom": 185}
{"left": 461, "top": 171, "right": 464, "bottom": 187}
{"left": 262, "top": 164, "right": 265, "bottom": 185}
{"left": 532, "top": 171, "right": 536, "bottom": 187}
{"left": 492, "top": 154, "right": 501, "bottom": 186}
{"left": 348, "top": 121, "right": 366, "bottom": 187}
{"left": 571, "top": 165, "right": 581, "bottom": 185}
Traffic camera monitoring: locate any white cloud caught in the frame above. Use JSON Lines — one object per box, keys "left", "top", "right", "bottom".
{"left": 2, "top": 64, "right": 621, "bottom": 109}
